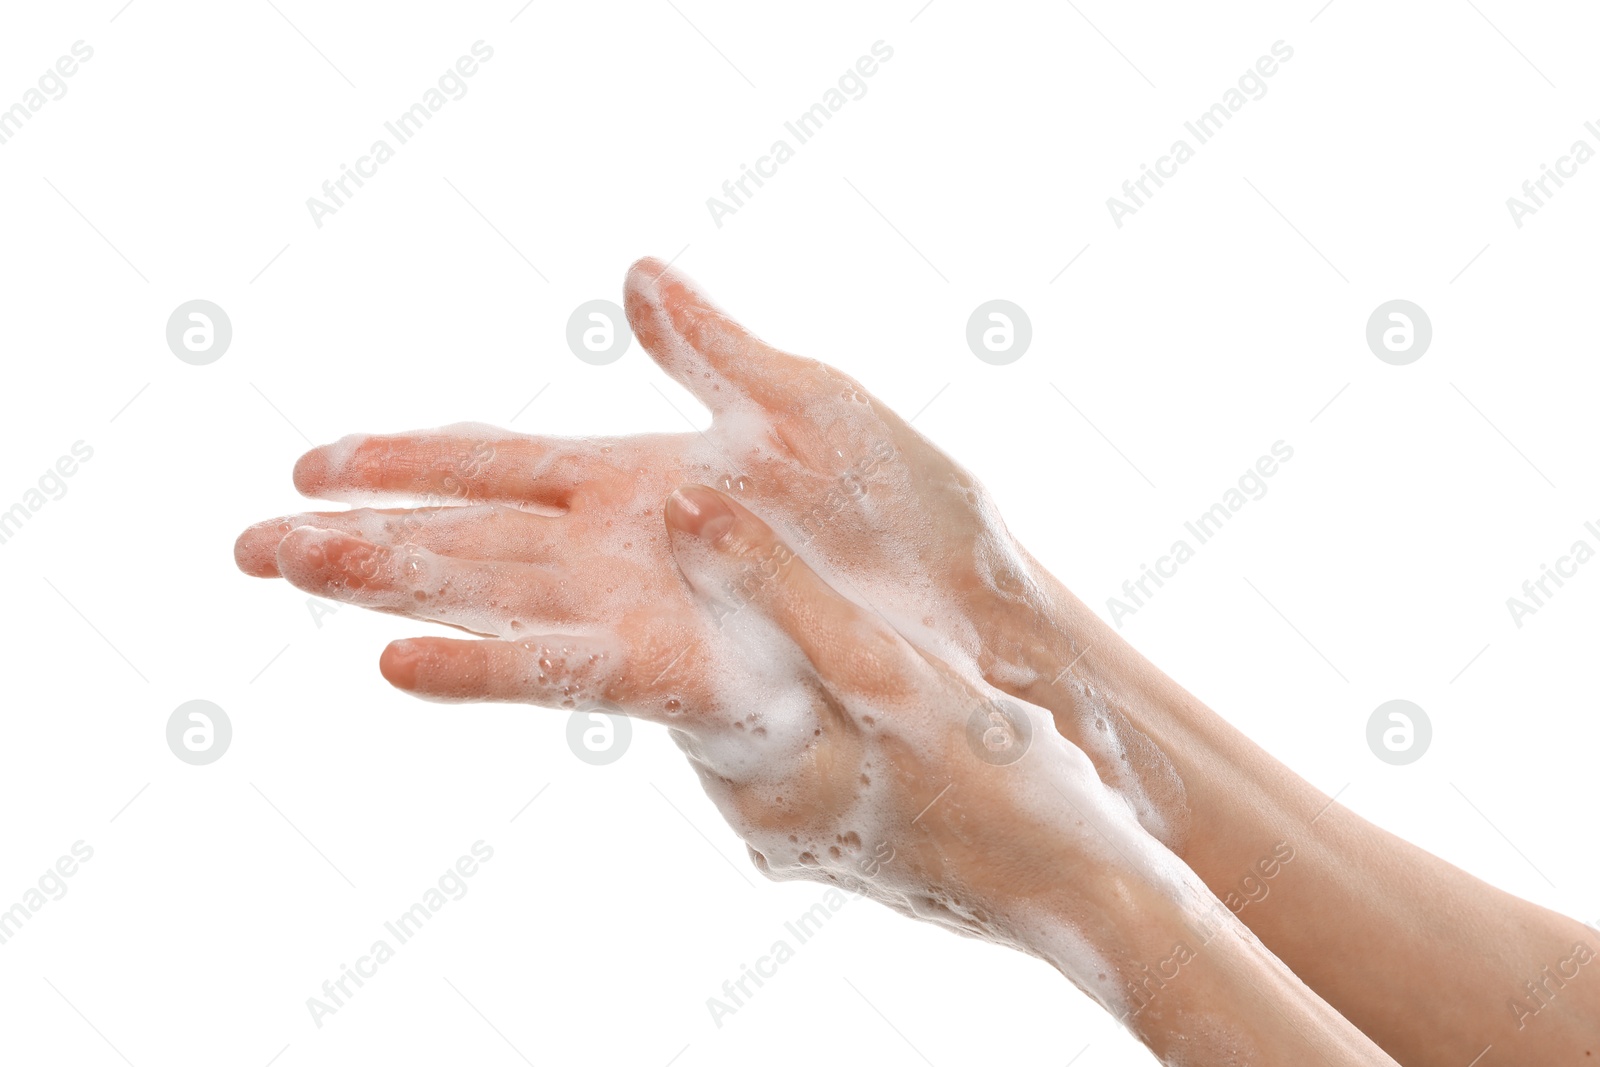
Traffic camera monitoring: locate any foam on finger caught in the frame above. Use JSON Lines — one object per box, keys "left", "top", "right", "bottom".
{"left": 293, "top": 423, "right": 547, "bottom": 506}
{"left": 380, "top": 634, "right": 623, "bottom": 708}
{"left": 274, "top": 525, "right": 582, "bottom": 638}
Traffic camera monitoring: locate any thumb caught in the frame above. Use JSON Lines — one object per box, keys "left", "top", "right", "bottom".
{"left": 664, "top": 485, "right": 911, "bottom": 700}
{"left": 624, "top": 257, "right": 808, "bottom": 414}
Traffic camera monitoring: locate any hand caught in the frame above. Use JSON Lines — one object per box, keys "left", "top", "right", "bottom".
{"left": 612, "top": 486, "right": 1164, "bottom": 952}
{"left": 250, "top": 472, "right": 1184, "bottom": 967}
{"left": 246, "top": 484, "right": 1398, "bottom": 1065}
{"left": 234, "top": 257, "right": 1182, "bottom": 846}
{"left": 229, "top": 259, "right": 1410, "bottom": 1064}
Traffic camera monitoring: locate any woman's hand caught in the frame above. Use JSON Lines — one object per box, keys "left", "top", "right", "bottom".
{"left": 257, "top": 480, "right": 1166, "bottom": 958}
{"left": 273, "top": 483, "right": 1398, "bottom": 1065}
{"left": 660, "top": 485, "right": 1395, "bottom": 1062}
{"left": 620, "top": 486, "right": 1154, "bottom": 940}
{"left": 234, "top": 257, "right": 1184, "bottom": 848}
{"left": 228, "top": 256, "right": 1583, "bottom": 1066}
{"left": 236, "top": 257, "right": 1022, "bottom": 675}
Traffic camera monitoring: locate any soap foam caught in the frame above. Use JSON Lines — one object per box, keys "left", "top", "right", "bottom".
{"left": 296, "top": 270, "right": 1222, "bottom": 1054}
{"left": 666, "top": 514, "right": 1235, "bottom": 1051}
{"left": 698, "top": 399, "right": 1193, "bottom": 855}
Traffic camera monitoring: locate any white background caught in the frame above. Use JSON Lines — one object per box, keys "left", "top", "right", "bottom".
{"left": 1, "top": 1, "right": 1596, "bottom": 1064}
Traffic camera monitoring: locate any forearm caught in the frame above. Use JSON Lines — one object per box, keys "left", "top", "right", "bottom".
{"left": 989, "top": 569, "right": 1600, "bottom": 1066}
{"left": 1024, "top": 862, "right": 1400, "bottom": 1065}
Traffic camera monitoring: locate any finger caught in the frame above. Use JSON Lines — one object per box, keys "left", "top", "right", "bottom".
{"left": 663, "top": 485, "right": 915, "bottom": 701}
{"left": 234, "top": 504, "right": 559, "bottom": 578}
{"left": 291, "top": 424, "right": 631, "bottom": 507}
{"left": 275, "top": 526, "right": 585, "bottom": 636}
{"left": 379, "top": 634, "right": 623, "bottom": 707}
{"left": 624, "top": 257, "right": 815, "bottom": 413}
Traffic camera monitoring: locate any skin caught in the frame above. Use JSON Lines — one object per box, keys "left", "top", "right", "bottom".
{"left": 237, "top": 258, "right": 1186, "bottom": 838}
{"left": 658, "top": 487, "right": 1397, "bottom": 1064}
{"left": 237, "top": 258, "right": 1597, "bottom": 1064}
{"left": 251, "top": 478, "right": 1401, "bottom": 1064}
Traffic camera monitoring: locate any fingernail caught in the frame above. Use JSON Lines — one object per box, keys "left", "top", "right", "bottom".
{"left": 379, "top": 641, "right": 421, "bottom": 689}
{"left": 233, "top": 517, "right": 293, "bottom": 577}
{"left": 666, "top": 486, "right": 735, "bottom": 543}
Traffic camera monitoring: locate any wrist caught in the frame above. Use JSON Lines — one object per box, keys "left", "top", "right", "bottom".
{"left": 1027, "top": 867, "right": 1398, "bottom": 1064}
{"left": 979, "top": 561, "right": 1327, "bottom": 885}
